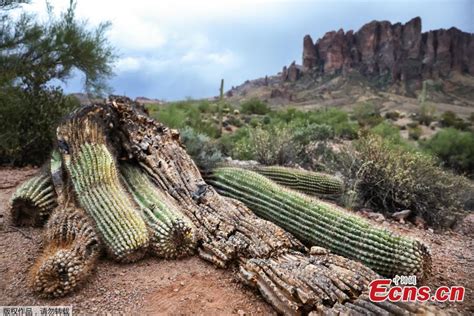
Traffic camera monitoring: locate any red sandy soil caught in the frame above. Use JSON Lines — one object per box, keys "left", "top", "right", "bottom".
{"left": 0, "top": 167, "right": 472, "bottom": 315}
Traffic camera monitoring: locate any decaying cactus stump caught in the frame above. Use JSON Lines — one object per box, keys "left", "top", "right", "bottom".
{"left": 10, "top": 96, "right": 433, "bottom": 315}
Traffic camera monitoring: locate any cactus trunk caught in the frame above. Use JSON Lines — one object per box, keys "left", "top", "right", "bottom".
{"left": 120, "top": 163, "right": 196, "bottom": 259}
{"left": 10, "top": 172, "right": 57, "bottom": 226}
{"left": 208, "top": 167, "right": 431, "bottom": 280}
{"left": 58, "top": 117, "right": 149, "bottom": 262}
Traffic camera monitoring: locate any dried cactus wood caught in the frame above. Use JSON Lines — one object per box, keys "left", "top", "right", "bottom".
{"left": 251, "top": 165, "right": 344, "bottom": 196}
{"left": 208, "top": 167, "right": 431, "bottom": 281}
{"left": 10, "top": 171, "right": 57, "bottom": 226}
{"left": 120, "top": 163, "right": 196, "bottom": 259}
{"left": 56, "top": 113, "right": 149, "bottom": 262}
{"left": 30, "top": 206, "right": 101, "bottom": 297}
{"left": 106, "top": 97, "right": 426, "bottom": 314}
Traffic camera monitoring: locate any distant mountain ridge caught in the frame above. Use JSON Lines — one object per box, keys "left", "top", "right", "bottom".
{"left": 225, "top": 17, "right": 474, "bottom": 114}
{"left": 299, "top": 17, "right": 474, "bottom": 86}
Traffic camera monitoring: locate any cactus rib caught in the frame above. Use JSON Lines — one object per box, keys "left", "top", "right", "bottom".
{"left": 10, "top": 172, "right": 57, "bottom": 226}
{"left": 208, "top": 167, "right": 431, "bottom": 280}
{"left": 120, "top": 163, "right": 196, "bottom": 259}
{"left": 30, "top": 207, "right": 101, "bottom": 298}
{"left": 251, "top": 165, "right": 344, "bottom": 196}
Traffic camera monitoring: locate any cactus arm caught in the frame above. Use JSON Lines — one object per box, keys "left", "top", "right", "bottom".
{"left": 251, "top": 165, "right": 344, "bottom": 196}
{"left": 30, "top": 207, "right": 101, "bottom": 298}
{"left": 209, "top": 167, "right": 431, "bottom": 280}
{"left": 10, "top": 172, "right": 57, "bottom": 226}
{"left": 120, "top": 163, "right": 196, "bottom": 259}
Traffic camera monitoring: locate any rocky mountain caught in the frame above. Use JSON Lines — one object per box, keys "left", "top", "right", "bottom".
{"left": 226, "top": 17, "right": 474, "bottom": 115}
{"left": 301, "top": 17, "right": 474, "bottom": 86}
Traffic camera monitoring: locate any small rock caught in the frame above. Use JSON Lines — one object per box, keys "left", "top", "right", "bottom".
{"left": 173, "top": 288, "right": 179, "bottom": 292}
{"left": 366, "top": 212, "right": 385, "bottom": 222}
{"left": 237, "top": 310, "right": 246, "bottom": 316}
{"left": 310, "top": 246, "right": 329, "bottom": 255}
{"left": 392, "top": 209, "right": 412, "bottom": 223}
{"left": 414, "top": 216, "right": 426, "bottom": 229}
{"left": 180, "top": 281, "right": 185, "bottom": 286}
{"left": 114, "top": 290, "right": 120, "bottom": 295}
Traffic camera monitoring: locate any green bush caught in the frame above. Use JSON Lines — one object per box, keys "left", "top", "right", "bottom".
{"left": 229, "top": 125, "right": 300, "bottom": 165}
{"left": 292, "top": 123, "right": 334, "bottom": 145}
{"left": 352, "top": 102, "right": 383, "bottom": 127}
{"left": 371, "top": 122, "right": 403, "bottom": 144}
{"left": 440, "top": 111, "right": 469, "bottom": 130}
{"left": 408, "top": 126, "right": 423, "bottom": 140}
{"left": 423, "top": 128, "right": 474, "bottom": 176}
{"left": 354, "top": 134, "right": 469, "bottom": 228}
{"left": 0, "top": 86, "right": 80, "bottom": 165}
{"left": 180, "top": 127, "right": 223, "bottom": 171}
{"left": 240, "top": 98, "right": 271, "bottom": 115}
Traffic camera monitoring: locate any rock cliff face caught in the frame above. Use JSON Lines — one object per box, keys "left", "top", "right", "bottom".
{"left": 300, "top": 17, "right": 474, "bottom": 83}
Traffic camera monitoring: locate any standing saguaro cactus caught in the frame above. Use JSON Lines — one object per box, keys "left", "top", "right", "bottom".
{"left": 208, "top": 167, "right": 431, "bottom": 280}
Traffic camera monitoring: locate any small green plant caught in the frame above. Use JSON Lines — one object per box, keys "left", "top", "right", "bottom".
{"left": 408, "top": 126, "right": 423, "bottom": 140}
{"left": 240, "top": 98, "right": 271, "bottom": 115}
{"left": 423, "top": 128, "right": 474, "bottom": 177}
{"left": 352, "top": 101, "right": 383, "bottom": 127}
{"left": 440, "top": 111, "right": 469, "bottom": 130}
{"left": 418, "top": 81, "right": 436, "bottom": 126}
{"left": 180, "top": 127, "right": 223, "bottom": 171}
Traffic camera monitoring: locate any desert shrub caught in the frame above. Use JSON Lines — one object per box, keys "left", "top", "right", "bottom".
{"left": 423, "top": 128, "right": 474, "bottom": 176}
{"left": 0, "top": 87, "right": 80, "bottom": 165}
{"left": 408, "top": 126, "right": 422, "bottom": 140}
{"left": 230, "top": 125, "right": 300, "bottom": 165}
{"left": 371, "top": 122, "right": 403, "bottom": 144}
{"left": 440, "top": 111, "right": 469, "bottom": 130}
{"left": 354, "top": 134, "right": 469, "bottom": 228}
{"left": 240, "top": 98, "right": 270, "bottom": 115}
{"left": 151, "top": 102, "right": 220, "bottom": 138}
{"left": 292, "top": 123, "right": 334, "bottom": 145}
{"left": 180, "top": 127, "right": 223, "bottom": 171}
{"left": 384, "top": 111, "right": 400, "bottom": 120}
{"left": 352, "top": 102, "right": 383, "bottom": 127}
{"left": 307, "top": 109, "right": 358, "bottom": 139}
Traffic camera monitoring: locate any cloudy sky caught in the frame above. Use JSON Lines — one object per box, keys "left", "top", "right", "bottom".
{"left": 27, "top": 0, "right": 473, "bottom": 100}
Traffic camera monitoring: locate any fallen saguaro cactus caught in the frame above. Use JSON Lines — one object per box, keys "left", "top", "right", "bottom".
{"left": 120, "top": 163, "right": 196, "bottom": 259}
{"left": 10, "top": 171, "right": 57, "bottom": 226}
{"left": 57, "top": 116, "right": 149, "bottom": 262}
{"left": 208, "top": 167, "right": 431, "bottom": 280}
{"left": 250, "top": 165, "right": 344, "bottom": 196}
{"left": 9, "top": 96, "right": 434, "bottom": 314}
{"left": 30, "top": 206, "right": 101, "bottom": 297}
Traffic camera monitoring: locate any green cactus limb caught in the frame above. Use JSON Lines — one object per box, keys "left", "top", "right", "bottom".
{"left": 251, "top": 165, "right": 344, "bottom": 196}
{"left": 10, "top": 172, "right": 57, "bottom": 226}
{"left": 30, "top": 207, "right": 101, "bottom": 298}
{"left": 208, "top": 167, "right": 431, "bottom": 280}
{"left": 62, "top": 140, "right": 149, "bottom": 262}
{"left": 120, "top": 163, "right": 196, "bottom": 259}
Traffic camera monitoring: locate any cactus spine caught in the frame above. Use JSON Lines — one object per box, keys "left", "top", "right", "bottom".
{"left": 64, "top": 142, "right": 149, "bottom": 262}
{"left": 251, "top": 165, "right": 344, "bottom": 196}
{"left": 10, "top": 172, "right": 57, "bottom": 226}
{"left": 120, "top": 163, "right": 196, "bottom": 259}
{"left": 30, "top": 207, "right": 101, "bottom": 298}
{"left": 209, "top": 167, "right": 431, "bottom": 280}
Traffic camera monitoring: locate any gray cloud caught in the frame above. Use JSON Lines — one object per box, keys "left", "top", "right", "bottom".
{"left": 33, "top": 0, "right": 474, "bottom": 100}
